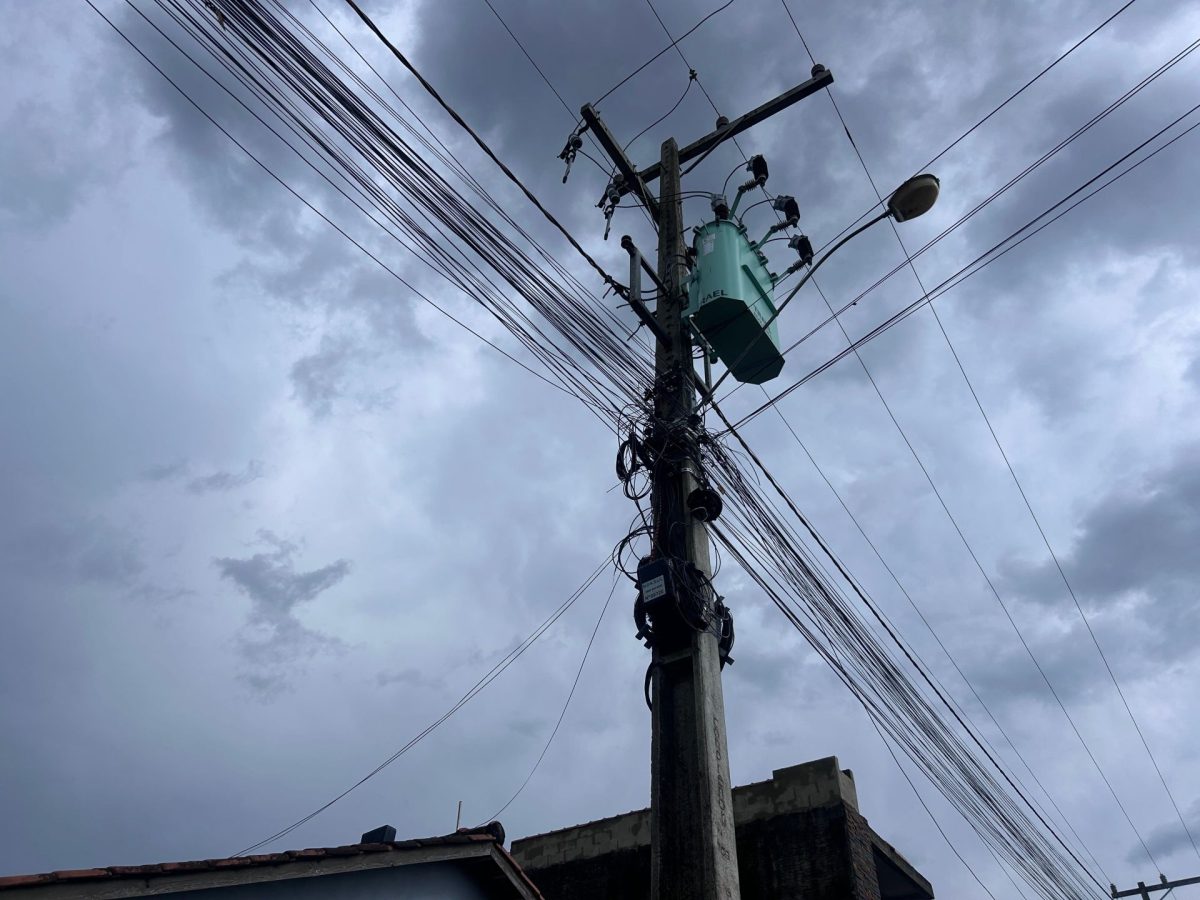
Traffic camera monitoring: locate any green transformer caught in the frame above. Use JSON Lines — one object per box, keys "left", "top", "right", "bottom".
{"left": 686, "top": 219, "right": 783, "bottom": 385}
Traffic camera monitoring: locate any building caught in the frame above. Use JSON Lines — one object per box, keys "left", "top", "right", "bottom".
{"left": 0, "top": 757, "right": 932, "bottom": 899}
{"left": 511, "top": 756, "right": 934, "bottom": 900}
{"left": 0, "top": 823, "right": 541, "bottom": 900}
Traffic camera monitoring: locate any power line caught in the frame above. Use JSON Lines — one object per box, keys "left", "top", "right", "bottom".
{"left": 714, "top": 29, "right": 1200, "bottom": 396}
{"left": 92, "top": 0, "right": 582, "bottom": 406}
{"left": 478, "top": 0, "right": 574, "bottom": 120}
{"left": 778, "top": 13, "right": 1200, "bottom": 855}
{"left": 480, "top": 571, "right": 619, "bottom": 824}
{"left": 96, "top": 0, "right": 1188, "bottom": 887}
{"left": 472, "top": 0, "right": 659, "bottom": 241}
{"left": 729, "top": 99, "right": 1200, "bottom": 431}
{"left": 762, "top": 386, "right": 1113, "bottom": 884}
{"left": 131, "top": 0, "right": 669, "bottom": 433}
{"left": 340, "top": 0, "right": 626, "bottom": 297}
{"left": 914, "top": 0, "right": 1140, "bottom": 170}
{"left": 866, "top": 714, "right": 1002, "bottom": 900}
{"left": 826, "top": 34, "right": 1200, "bottom": 316}
{"left": 128, "top": 0, "right": 647, "bottom": 426}
{"left": 641, "top": 0, "right": 757, "bottom": 171}
{"left": 820, "top": 0, "right": 1142, "bottom": 249}
{"left": 778, "top": 2, "right": 1186, "bottom": 869}
{"left": 232, "top": 556, "right": 613, "bottom": 856}
{"left": 707, "top": 502, "right": 1102, "bottom": 899}
{"left": 702, "top": 399, "right": 1106, "bottom": 897}
{"left": 938, "top": 317, "right": 1200, "bottom": 866}
{"left": 205, "top": 0, "right": 652, "bottom": 415}
{"left": 102, "top": 0, "right": 667, "bottom": 855}
{"left": 591, "top": 0, "right": 734, "bottom": 106}
{"left": 708, "top": 98, "right": 1200, "bottom": 886}
{"left": 624, "top": 71, "right": 695, "bottom": 153}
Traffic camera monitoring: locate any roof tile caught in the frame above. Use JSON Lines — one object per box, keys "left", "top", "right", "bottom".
{"left": 0, "top": 830, "right": 521, "bottom": 894}
{"left": 211, "top": 858, "right": 254, "bottom": 869}
{"left": 49, "top": 869, "right": 109, "bottom": 882}
{"left": 158, "top": 861, "right": 212, "bottom": 873}
{"left": 286, "top": 849, "right": 325, "bottom": 860}
{"left": 243, "top": 854, "right": 290, "bottom": 865}
{"left": 321, "top": 846, "right": 362, "bottom": 858}
{"left": 0, "top": 875, "right": 54, "bottom": 889}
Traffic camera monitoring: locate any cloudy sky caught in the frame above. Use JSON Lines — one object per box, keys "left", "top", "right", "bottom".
{"left": 3, "top": 0, "right": 1199, "bottom": 896}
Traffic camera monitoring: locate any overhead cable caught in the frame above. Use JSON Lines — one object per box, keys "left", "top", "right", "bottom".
{"left": 480, "top": 571, "right": 619, "bottom": 824}
{"left": 820, "top": 0, "right": 1142, "bottom": 249}
{"left": 702, "top": 405, "right": 1105, "bottom": 898}
{"left": 779, "top": 3, "right": 1186, "bottom": 869}
{"left": 591, "top": 0, "right": 735, "bottom": 106}
{"left": 728, "top": 100, "right": 1200, "bottom": 430}
{"left": 340, "top": 0, "right": 626, "bottom": 296}
{"left": 233, "top": 557, "right": 613, "bottom": 856}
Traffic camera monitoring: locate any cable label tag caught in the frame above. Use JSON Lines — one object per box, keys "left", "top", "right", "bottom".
{"left": 642, "top": 574, "right": 667, "bottom": 602}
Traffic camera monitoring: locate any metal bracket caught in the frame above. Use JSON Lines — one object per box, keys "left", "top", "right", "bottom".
{"left": 621, "top": 236, "right": 671, "bottom": 348}
{"left": 581, "top": 104, "right": 660, "bottom": 220}
{"left": 620, "top": 67, "right": 834, "bottom": 196}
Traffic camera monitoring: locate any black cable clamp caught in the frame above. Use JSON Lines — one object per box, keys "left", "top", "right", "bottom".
{"left": 716, "top": 600, "right": 735, "bottom": 667}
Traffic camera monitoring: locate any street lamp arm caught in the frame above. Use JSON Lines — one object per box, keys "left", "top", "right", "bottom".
{"left": 773, "top": 210, "right": 892, "bottom": 324}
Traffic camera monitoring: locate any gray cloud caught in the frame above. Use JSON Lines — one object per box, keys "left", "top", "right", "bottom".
{"left": 215, "top": 531, "right": 352, "bottom": 697}
{"left": 0, "top": 59, "right": 134, "bottom": 231}
{"left": 1134, "top": 798, "right": 1200, "bottom": 864}
{"left": 4, "top": 2, "right": 1200, "bottom": 897}
{"left": 290, "top": 329, "right": 405, "bottom": 418}
{"left": 937, "top": 446, "right": 1200, "bottom": 709}
{"left": 1186, "top": 352, "right": 1200, "bottom": 389}
{"left": 118, "top": 2, "right": 431, "bottom": 352}
{"left": 376, "top": 667, "right": 441, "bottom": 690}
{"left": 187, "top": 459, "right": 266, "bottom": 494}
{"left": 3, "top": 517, "right": 145, "bottom": 588}
{"left": 141, "top": 460, "right": 190, "bottom": 482}
{"left": 290, "top": 333, "right": 359, "bottom": 418}
{"left": 139, "top": 460, "right": 267, "bottom": 494}
{"left": 1002, "top": 447, "right": 1200, "bottom": 614}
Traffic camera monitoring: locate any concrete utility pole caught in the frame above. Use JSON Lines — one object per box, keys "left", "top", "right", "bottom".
{"left": 578, "top": 66, "right": 833, "bottom": 900}
{"left": 646, "top": 137, "right": 740, "bottom": 900}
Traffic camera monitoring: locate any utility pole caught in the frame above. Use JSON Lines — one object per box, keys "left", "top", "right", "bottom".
{"left": 576, "top": 65, "right": 833, "bottom": 900}
{"left": 646, "top": 136, "right": 739, "bottom": 900}
{"left": 1111, "top": 873, "right": 1200, "bottom": 898}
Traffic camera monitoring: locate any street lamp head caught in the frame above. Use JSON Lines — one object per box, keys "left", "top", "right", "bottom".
{"left": 888, "top": 173, "right": 940, "bottom": 222}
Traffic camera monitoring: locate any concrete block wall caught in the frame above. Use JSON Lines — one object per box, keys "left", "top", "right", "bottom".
{"left": 510, "top": 757, "right": 919, "bottom": 900}
{"left": 734, "top": 757, "right": 860, "bottom": 823}
{"left": 511, "top": 810, "right": 650, "bottom": 871}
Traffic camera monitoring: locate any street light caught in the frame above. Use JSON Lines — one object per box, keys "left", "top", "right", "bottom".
{"left": 888, "top": 173, "right": 940, "bottom": 222}
{"left": 701, "top": 172, "right": 940, "bottom": 394}
{"left": 773, "top": 172, "right": 941, "bottom": 317}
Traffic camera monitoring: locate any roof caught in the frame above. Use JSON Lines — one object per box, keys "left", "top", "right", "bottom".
{"left": 0, "top": 827, "right": 544, "bottom": 900}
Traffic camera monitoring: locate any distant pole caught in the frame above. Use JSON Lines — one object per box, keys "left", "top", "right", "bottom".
{"left": 1111, "top": 873, "right": 1200, "bottom": 898}
{"left": 456, "top": 800, "right": 463, "bottom": 831}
